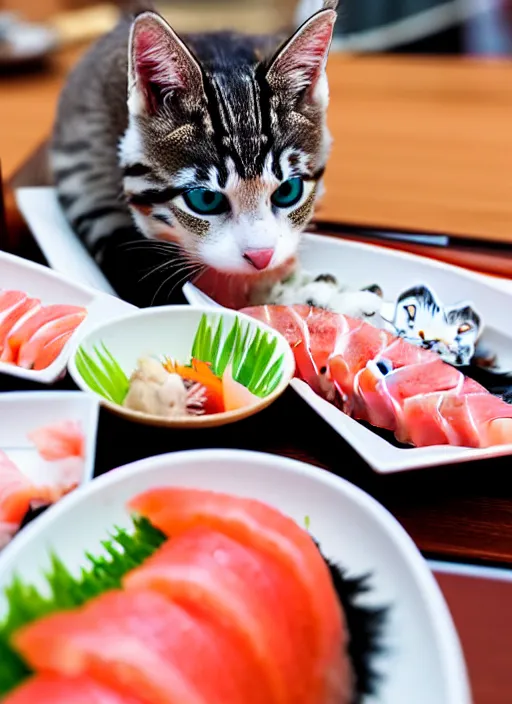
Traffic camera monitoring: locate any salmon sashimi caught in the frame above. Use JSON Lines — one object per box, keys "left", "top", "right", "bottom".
{"left": 1, "top": 673, "right": 149, "bottom": 704}
{"left": 0, "top": 296, "right": 40, "bottom": 356}
{"left": 17, "top": 311, "right": 87, "bottom": 370}
{"left": 123, "top": 526, "right": 315, "bottom": 703}
{"left": 0, "top": 450, "right": 39, "bottom": 525}
{"left": 0, "top": 290, "right": 87, "bottom": 369}
{"left": 28, "top": 420, "right": 85, "bottom": 461}
{"left": 3, "top": 305, "right": 83, "bottom": 364}
{"left": 129, "top": 487, "right": 350, "bottom": 703}
{"left": 32, "top": 330, "right": 75, "bottom": 371}
{"left": 241, "top": 304, "right": 512, "bottom": 448}
{"left": 12, "top": 589, "right": 278, "bottom": 704}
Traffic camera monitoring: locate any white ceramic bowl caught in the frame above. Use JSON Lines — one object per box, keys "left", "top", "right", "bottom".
{"left": 67, "top": 305, "right": 295, "bottom": 428}
{"left": 0, "top": 449, "right": 471, "bottom": 704}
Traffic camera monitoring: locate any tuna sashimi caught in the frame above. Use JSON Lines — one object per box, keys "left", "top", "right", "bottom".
{"left": 3, "top": 305, "right": 84, "bottom": 364}
{"left": 28, "top": 420, "right": 85, "bottom": 461}
{"left": 1, "top": 673, "right": 148, "bottom": 704}
{"left": 17, "top": 311, "right": 87, "bottom": 370}
{"left": 123, "top": 526, "right": 315, "bottom": 703}
{"left": 241, "top": 304, "right": 512, "bottom": 448}
{"left": 129, "top": 487, "right": 349, "bottom": 703}
{"left": 12, "top": 589, "right": 275, "bottom": 704}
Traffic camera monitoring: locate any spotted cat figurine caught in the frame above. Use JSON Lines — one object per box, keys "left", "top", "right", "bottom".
{"left": 50, "top": 1, "right": 338, "bottom": 307}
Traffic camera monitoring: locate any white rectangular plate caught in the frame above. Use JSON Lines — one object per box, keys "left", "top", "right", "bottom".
{"left": 0, "top": 249, "right": 136, "bottom": 384}
{"left": 15, "top": 186, "right": 512, "bottom": 472}
{"left": 0, "top": 390, "right": 99, "bottom": 501}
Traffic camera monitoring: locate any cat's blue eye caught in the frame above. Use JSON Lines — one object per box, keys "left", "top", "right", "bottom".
{"left": 183, "top": 189, "right": 229, "bottom": 216}
{"left": 271, "top": 177, "right": 304, "bottom": 209}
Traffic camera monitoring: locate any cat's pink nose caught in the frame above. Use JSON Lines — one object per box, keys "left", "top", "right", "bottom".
{"left": 243, "top": 248, "right": 274, "bottom": 270}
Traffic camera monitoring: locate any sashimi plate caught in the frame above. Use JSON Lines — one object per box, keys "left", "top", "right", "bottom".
{"left": 0, "top": 250, "right": 136, "bottom": 384}
{"left": 182, "top": 281, "right": 512, "bottom": 472}
{"left": 0, "top": 449, "right": 471, "bottom": 704}
{"left": 0, "top": 391, "right": 100, "bottom": 548}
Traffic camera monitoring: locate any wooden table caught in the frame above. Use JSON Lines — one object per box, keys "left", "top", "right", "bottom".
{"left": 2, "top": 46, "right": 512, "bottom": 704}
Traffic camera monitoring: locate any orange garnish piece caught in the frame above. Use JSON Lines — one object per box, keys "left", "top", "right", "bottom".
{"left": 164, "top": 358, "right": 225, "bottom": 413}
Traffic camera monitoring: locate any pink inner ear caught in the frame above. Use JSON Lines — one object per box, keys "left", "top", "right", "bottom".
{"left": 133, "top": 24, "right": 185, "bottom": 111}
{"left": 276, "top": 18, "right": 334, "bottom": 92}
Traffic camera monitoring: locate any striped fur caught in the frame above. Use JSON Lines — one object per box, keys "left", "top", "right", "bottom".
{"left": 50, "top": 3, "right": 338, "bottom": 304}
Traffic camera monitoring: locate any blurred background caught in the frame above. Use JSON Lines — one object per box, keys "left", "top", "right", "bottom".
{"left": 1, "top": 0, "right": 512, "bottom": 67}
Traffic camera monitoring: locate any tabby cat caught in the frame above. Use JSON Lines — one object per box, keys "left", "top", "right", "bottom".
{"left": 50, "top": 0, "right": 338, "bottom": 307}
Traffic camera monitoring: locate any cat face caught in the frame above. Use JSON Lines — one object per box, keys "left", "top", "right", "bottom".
{"left": 387, "top": 285, "right": 482, "bottom": 366}
{"left": 118, "top": 8, "right": 336, "bottom": 276}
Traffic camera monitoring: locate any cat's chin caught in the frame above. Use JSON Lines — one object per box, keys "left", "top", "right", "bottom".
{"left": 193, "top": 257, "right": 297, "bottom": 309}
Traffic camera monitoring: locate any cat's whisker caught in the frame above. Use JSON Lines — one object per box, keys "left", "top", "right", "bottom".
{"left": 149, "top": 261, "right": 201, "bottom": 305}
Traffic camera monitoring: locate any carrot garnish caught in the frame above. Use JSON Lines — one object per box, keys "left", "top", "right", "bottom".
{"left": 163, "top": 358, "right": 225, "bottom": 414}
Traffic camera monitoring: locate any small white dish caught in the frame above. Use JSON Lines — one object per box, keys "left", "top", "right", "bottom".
{"left": 67, "top": 305, "right": 295, "bottom": 428}
{"left": 0, "top": 391, "right": 99, "bottom": 541}
{"left": 0, "top": 449, "right": 471, "bottom": 704}
{"left": 0, "top": 250, "right": 136, "bottom": 384}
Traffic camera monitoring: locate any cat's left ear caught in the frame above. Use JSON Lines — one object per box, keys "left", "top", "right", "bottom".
{"left": 128, "top": 11, "right": 205, "bottom": 116}
{"left": 266, "top": 9, "right": 336, "bottom": 107}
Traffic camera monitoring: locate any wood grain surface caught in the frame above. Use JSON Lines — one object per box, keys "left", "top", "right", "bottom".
{"left": 3, "top": 49, "right": 512, "bottom": 243}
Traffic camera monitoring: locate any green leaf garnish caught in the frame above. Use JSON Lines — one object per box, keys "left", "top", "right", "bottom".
{"left": 75, "top": 343, "right": 130, "bottom": 404}
{"left": 304, "top": 515, "right": 311, "bottom": 530}
{"left": 0, "top": 517, "right": 166, "bottom": 695}
{"left": 190, "top": 314, "right": 284, "bottom": 397}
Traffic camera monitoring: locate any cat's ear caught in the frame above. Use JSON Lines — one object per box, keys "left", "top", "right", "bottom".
{"left": 266, "top": 9, "right": 336, "bottom": 107}
{"left": 128, "top": 11, "right": 205, "bottom": 116}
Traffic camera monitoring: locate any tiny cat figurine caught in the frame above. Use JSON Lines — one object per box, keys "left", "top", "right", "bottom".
{"left": 50, "top": 1, "right": 338, "bottom": 307}
{"left": 382, "top": 284, "right": 482, "bottom": 367}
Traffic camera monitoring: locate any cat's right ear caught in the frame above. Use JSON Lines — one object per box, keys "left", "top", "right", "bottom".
{"left": 128, "top": 12, "right": 204, "bottom": 116}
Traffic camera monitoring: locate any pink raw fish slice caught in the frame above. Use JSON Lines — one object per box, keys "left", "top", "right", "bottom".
{"left": 0, "top": 450, "right": 38, "bottom": 524}
{"left": 17, "top": 311, "right": 87, "bottom": 369}
{"left": 222, "top": 365, "right": 260, "bottom": 411}
{"left": 0, "top": 302, "right": 43, "bottom": 363}
{"left": 1, "top": 673, "right": 150, "bottom": 704}
{"left": 13, "top": 589, "right": 273, "bottom": 704}
{"left": 440, "top": 393, "right": 512, "bottom": 448}
{"left": 28, "top": 420, "right": 85, "bottom": 460}
{"left": 0, "top": 296, "right": 40, "bottom": 356}
{"left": 4, "top": 304, "right": 83, "bottom": 364}
{"left": 32, "top": 330, "right": 74, "bottom": 371}
{"left": 0, "top": 290, "right": 26, "bottom": 313}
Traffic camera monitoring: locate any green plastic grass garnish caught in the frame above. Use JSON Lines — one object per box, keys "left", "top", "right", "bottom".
{"left": 191, "top": 314, "right": 284, "bottom": 397}
{"left": 0, "top": 517, "right": 166, "bottom": 695}
{"left": 75, "top": 342, "right": 130, "bottom": 404}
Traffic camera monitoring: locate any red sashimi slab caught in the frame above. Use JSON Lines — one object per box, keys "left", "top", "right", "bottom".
{"left": 1, "top": 673, "right": 149, "bottom": 704}
{"left": 128, "top": 487, "right": 350, "bottom": 703}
